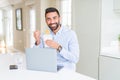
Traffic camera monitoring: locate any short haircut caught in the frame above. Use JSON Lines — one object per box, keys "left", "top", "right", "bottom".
{"left": 45, "top": 7, "right": 60, "bottom": 17}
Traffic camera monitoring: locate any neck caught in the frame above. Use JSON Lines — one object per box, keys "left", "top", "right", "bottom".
{"left": 53, "top": 25, "right": 61, "bottom": 34}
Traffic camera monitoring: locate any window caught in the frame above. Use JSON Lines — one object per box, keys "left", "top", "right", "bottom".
{"left": 0, "top": 10, "right": 3, "bottom": 35}
{"left": 0, "top": 10, "right": 5, "bottom": 48}
{"left": 0, "top": 9, "right": 13, "bottom": 48}
{"left": 5, "top": 10, "right": 13, "bottom": 47}
{"left": 60, "top": 0, "right": 71, "bottom": 28}
{"left": 29, "top": 7, "right": 36, "bottom": 47}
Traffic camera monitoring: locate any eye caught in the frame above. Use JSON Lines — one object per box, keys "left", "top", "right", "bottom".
{"left": 53, "top": 16, "right": 57, "bottom": 20}
{"left": 46, "top": 18, "right": 51, "bottom": 21}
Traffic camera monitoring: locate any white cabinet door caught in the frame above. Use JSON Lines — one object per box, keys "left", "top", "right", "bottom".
{"left": 99, "top": 56, "right": 120, "bottom": 80}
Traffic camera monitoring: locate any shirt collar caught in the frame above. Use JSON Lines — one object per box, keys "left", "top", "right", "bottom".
{"left": 57, "top": 25, "right": 63, "bottom": 34}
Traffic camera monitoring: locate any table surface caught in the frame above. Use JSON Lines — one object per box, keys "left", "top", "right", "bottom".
{"left": 0, "top": 53, "right": 96, "bottom": 80}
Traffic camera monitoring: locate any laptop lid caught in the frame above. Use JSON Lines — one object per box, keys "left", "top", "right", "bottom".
{"left": 25, "top": 48, "right": 57, "bottom": 72}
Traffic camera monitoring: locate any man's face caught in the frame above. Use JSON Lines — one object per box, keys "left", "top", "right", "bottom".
{"left": 45, "top": 12, "right": 60, "bottom": 31}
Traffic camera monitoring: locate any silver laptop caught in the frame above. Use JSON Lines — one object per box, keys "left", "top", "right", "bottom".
{"left": 25, "top": 48, "right": 57, "bottom": 72}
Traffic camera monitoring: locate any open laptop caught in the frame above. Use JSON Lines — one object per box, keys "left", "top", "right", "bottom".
{"left": 25, "top": 48, "right": 63, "bottom": 72}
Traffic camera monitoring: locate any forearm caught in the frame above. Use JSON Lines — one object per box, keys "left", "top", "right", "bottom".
{"left": 59, "top": 46, "right": 79, "bottom": 63}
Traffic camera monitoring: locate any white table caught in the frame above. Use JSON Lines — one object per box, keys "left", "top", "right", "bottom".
{"left": 0, "top": 53, "right": 96, "bottom": 80}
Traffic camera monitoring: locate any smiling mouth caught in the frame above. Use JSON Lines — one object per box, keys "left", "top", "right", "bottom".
{"left": 51, "top": 27, "right": 56, "bottom": 29}
{"left": 50, "top": 23, "right": 57, "bottom": 26}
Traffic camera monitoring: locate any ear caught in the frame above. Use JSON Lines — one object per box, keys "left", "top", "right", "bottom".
{"left": 59, "top": 17, "right": 61, "bottom": 22}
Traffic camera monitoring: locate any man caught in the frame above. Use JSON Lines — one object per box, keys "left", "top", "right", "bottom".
{"left": 34, "top": 7, "right": 79, "bottom": 71}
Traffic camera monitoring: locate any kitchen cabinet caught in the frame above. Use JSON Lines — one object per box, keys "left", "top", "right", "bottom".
{"left": 99, "top": 55, "right": 120, "bottom": 80}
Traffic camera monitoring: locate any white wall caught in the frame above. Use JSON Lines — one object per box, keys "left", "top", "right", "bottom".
{"left": 101, "top": 0, "right": 120, "bottom": 48}
{"left": 72, "top": 0, "right": 101, "bottom": 79}
{"left": 13, "top": 2, "right": 25, "bottom": 51}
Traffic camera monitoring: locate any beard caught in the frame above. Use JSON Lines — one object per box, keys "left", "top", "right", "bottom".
{"left": 48, "top": 22, "right": 60, "bottom": 31}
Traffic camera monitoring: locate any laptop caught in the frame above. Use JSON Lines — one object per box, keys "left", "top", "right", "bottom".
{"left": 25, "top": 48, "right": 63, "bottom": 72}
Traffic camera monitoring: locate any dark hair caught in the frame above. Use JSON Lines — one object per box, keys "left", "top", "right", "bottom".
{"left": 45, "top": 7, "right": 60, "bottom": 17}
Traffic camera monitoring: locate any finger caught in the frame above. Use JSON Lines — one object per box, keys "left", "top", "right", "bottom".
{"left": 46, "top": 40, "right": 51, "bottom": 44}
{"left": 34, "top": 30, "right": 40, "bottom": 35}
{"left": 34, "top": 30, "right": 40, "bottom": 38}
{"left": 46, "top": 40, "right": 53, "bottom": 46}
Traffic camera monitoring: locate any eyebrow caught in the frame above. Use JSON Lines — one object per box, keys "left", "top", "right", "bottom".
{"left": 46, "top": 16, "right": 58, "bottom": 19}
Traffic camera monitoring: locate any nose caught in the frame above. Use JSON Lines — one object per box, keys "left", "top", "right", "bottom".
{"left": 50, "top": 18, "right": 55, "bottom": 24}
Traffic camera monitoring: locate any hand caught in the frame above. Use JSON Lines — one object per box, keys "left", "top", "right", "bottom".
{"left": 45, "top": 40, "right": 59, "bottom": 49}
{"left": 34, "top": 30, "right": 40, "bottom": 45}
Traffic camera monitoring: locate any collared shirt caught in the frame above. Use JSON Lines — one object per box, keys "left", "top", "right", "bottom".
{"left": 34, "top": 26, "right": 79, "bottom": 71}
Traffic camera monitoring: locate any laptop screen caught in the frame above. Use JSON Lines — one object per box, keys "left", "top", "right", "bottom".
{"left": 25, "top": 48, "right": 58, "bottom": 72}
